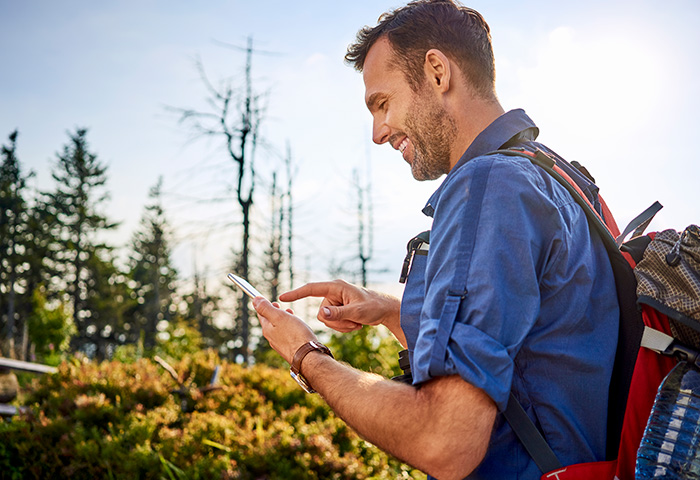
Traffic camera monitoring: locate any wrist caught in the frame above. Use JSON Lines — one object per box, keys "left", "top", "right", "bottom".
{"left": 375, "top": 295, "right": 405, "bottom": 347}
{"left": 372, "top": 292, "right": 401, "bottom": 324}
{"left": 290, "top": 341, "right": 334, "bottom": 393}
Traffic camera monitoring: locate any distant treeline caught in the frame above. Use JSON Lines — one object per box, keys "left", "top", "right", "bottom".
{"left": 0, "top": 127, "right": 258, "bottom": 364}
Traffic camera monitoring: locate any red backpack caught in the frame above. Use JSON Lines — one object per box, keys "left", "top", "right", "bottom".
{"left": 496, "top": 145, "right": 699, "bottom": 480}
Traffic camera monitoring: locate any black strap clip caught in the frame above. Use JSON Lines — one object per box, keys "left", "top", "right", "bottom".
{"left": 399, "top": 231, "right": 430, "bottom": 284}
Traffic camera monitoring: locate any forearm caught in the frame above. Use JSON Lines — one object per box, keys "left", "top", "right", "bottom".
{"left": 301, "top": 351, "right": 495, "bottom": 479}
{"left": 253, "top": 297, "right": 494, "bottom": 477}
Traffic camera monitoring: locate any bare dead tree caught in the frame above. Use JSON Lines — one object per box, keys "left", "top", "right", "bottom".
{"left": 170, "top": 36, "right": 267, "bottom": 362}
{"left": 265, "top": 172, "right": 283, "bottom": 300}
{"left": 285, "top": 143, "right": 295, "bottom": 290}
{"left": 264, "top": 143, "right": 298, "bottom": 301}
{"left": 352, "top": 167, "right": 374, "bottom": 288}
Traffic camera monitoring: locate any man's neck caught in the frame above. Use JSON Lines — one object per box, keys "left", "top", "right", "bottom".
{"left": 448, "top": 98, "right": 505, "bottom": 171}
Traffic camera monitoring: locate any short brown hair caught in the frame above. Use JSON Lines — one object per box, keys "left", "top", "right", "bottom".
{"left": 345, "top": 0, "right": 495, "bottom": 98}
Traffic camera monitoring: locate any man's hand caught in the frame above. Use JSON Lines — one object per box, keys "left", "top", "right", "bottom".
{"left": 279, "top": 280, "right": 405, "bottom": 346}
{"left": 253, "top": 297, "right": 318, "bottom": 364}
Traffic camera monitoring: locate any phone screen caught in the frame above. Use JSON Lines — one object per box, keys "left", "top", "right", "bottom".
{"left": 227, "top": 273, "right": 265, "bottom": 300}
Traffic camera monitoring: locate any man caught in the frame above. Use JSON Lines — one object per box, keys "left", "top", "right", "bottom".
{"left": 253, "top": 1, "right": 620, "bottom": 478}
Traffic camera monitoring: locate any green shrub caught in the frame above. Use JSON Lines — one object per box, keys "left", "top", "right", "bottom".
{"left": 0, "top": 351, "right": 425, "bottom": 479}
{"left": 27, "top": 288, "right": 75, "bottom": 364}
{"left": 327, "top": 327, "right": 403, "bottom": 379}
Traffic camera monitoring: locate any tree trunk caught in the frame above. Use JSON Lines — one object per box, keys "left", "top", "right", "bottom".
{"left": 239, "top": 200, "right": 251, "bottom": 362}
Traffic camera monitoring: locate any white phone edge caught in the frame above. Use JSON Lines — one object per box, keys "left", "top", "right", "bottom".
{"left": 227, "top": 273, "right": 265, "bottom": 299}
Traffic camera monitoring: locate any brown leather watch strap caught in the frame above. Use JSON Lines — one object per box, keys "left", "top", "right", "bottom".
{"left": 290, "top": 341, "right": 333, "bottom": 376}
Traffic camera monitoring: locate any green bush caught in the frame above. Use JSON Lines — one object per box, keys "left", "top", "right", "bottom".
{"left": 0, "top": 351, "right": 424, "bottom": 479}
{"left": 27, "top": 288, "right": 75, "bottom": 365}
{"left": 327, "top": 326, "right": 404, "bottom": 379}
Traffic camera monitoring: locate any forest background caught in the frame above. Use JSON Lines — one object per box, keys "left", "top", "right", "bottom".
{"left": 3, "top": 0, "right": 699, "bottom": 363}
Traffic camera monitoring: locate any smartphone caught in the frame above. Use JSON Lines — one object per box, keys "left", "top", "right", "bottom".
{"left": 227, "top": 273, "right": 266, "bottom": 300}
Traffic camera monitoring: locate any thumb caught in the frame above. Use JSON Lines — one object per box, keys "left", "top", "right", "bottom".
{"left": 253, "top": 297, "right": 277, "bottom": 320}
{"left": 320, "top": 304, "right": 352, "bottom": 321}
{"left": 319, "top": 305, "right": 363, "bottom": 332}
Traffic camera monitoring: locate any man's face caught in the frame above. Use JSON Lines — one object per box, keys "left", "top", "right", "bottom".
{"left": 363, "top": 38, "right": 456, "bottom": 181}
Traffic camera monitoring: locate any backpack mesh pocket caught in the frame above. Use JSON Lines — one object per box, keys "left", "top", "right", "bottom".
{"left": 635, "top": 225, "right": 700, "bottom": 348}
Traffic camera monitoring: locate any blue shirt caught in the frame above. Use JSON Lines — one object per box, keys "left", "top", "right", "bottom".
{"left": 399, "top": 109, "right": 619, "bottom": 479}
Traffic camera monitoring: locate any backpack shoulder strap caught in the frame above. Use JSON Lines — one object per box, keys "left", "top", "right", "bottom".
{"left": 493, "top": 147, "right": 619, "bottom": 252}
{"left": 503, "top": 392, "right": 562, "bottom": 473}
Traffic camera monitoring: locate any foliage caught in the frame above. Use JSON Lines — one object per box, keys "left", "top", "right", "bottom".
{"left": 126, "top": 177, "right": 179, "bottom": 349}
{"left": 0, "top": 129, "right": 32, "bottom": 358}
{"left": 153, "top": 319, "right": 204, "bottom": 362}
{"left": 44, "top": 127, "right": 120, "bottom": 359}
{"left": 0, "top": 352, "right": 424, "bottom": 479}
{"left": 111, "top": 318, "right": 203, "bottom": 365}
{"left": 327, "top": 327, "right": 403, "bottom": 379}
{"left": 82, "top": 252, "right": 134, "bottom": 358}
{"left": 181, "top": 273, "right": 226, "bottom": 353}
{"left": 26, "top": 288, "right": 75, "bottom": 364}
{"left": 17, "top": 194, "right": 61, "bottom": 358}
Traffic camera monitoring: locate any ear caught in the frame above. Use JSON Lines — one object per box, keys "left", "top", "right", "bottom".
{"left": 424, "top": 49, "right": 451, "bottom": 93}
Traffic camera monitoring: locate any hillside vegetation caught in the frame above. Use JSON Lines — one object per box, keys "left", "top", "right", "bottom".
{"left": 0, "top": 351, "right": 424, "bottom": 479}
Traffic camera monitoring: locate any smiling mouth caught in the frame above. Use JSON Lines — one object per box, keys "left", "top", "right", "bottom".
{"left": 398, "top": 138, "right": 409, "bottom": 154}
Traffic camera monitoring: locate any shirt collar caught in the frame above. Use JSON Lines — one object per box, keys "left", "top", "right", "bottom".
{"left": 422, "top": 109, "right": 539, "bottom": 217}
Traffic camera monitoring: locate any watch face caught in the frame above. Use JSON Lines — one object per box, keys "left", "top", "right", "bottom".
{"left": 290, "top": 370, "right": 315, "bottom": 394}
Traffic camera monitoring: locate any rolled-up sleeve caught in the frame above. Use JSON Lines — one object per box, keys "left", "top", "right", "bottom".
{"left": 411, "top": 155, "right": 569, "bottom": 412}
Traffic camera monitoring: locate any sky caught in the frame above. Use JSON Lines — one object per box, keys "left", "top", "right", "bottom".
{"left": 1, "top": 0, "right": 699, "bottom": 299}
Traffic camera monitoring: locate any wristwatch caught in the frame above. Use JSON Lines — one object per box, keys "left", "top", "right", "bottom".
{"left": 290, "top": 341, "right": 333, "bottom": 393}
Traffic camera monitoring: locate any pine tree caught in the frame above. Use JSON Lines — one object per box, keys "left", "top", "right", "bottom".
{"left": 82, "top": 252, "right": 132, "bottom": 359}
{"left": 46, "top": 128, "right": 118, "bottom": 356}
{"left": 182, "top": 268, "right": 224, "bottom": 351}
{"left": 20, "top": 195, "right": 63, "bottom": 359}
{"left": 0, "top": 130, "right": 31, "bottom": 358}
{"left": 127, "top": 177, "right": 178, "bottom": 350}
{"left": 0, "top": 131, "right": 63, "bottom": 360}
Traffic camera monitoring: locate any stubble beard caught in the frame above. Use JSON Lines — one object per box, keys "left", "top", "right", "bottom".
{"left": 404, "top": 93, "right": 458, "bottom": 181}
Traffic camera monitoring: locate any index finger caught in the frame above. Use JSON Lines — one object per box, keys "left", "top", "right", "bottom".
{"left": 279, "top": 281, "right": 343, "bottom": 302}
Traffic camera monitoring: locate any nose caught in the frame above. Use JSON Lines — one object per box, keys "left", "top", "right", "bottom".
{"left": 372, "top": 115, "right": 390, "bottom": 145}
